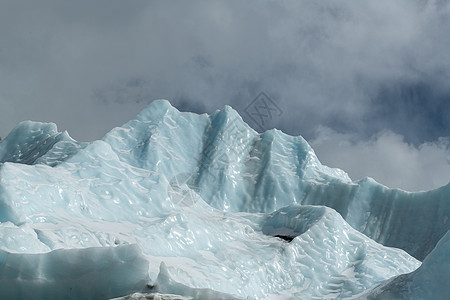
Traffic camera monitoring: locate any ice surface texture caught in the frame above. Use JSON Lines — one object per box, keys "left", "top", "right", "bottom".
{"left": 362, "top": 229, "right": 450, "bottom": 299}
{"left": 0, "top": 244, "right": 149, "bottom": 299}
{"left": 0, "top": 100, "right": 448, "bottom": 299}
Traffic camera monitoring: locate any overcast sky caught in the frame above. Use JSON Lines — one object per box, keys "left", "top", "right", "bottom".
{"left": 1, "top": 0, "right": 449, "bottom": 191}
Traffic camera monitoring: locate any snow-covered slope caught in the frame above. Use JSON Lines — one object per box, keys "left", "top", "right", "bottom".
{"left": 0, "top": 100, "right": 448, "bottom": 299}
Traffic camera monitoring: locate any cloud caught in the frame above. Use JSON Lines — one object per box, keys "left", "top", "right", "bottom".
{"left": 0, "top": 0, "right": 449, "bottom": 189}
{"left": 1, "top": 1, "right": 449, "bottom": 140}
{"left": 311, "top": 127, "right": 450, "bottom": 191}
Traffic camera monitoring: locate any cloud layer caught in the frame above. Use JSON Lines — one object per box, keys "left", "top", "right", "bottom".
{"left": 0, "top": 0, "right": 449, "bottom": 190}
{"left": 312, "top": 127, "right": 450, "bottom": 191}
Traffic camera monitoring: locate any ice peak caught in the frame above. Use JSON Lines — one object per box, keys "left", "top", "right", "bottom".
{"left": 1, "top": 99, "right": 450, "bottom": 299}
{"left": 0, "top": 121, "right": 73, "bottom": 165}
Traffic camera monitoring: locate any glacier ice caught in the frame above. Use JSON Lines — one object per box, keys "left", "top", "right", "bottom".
{"left": 361, "top": 229, "right": 450, "bottom": 299}
{"left": 0, "top": 244, "right": 149, "bottom": 299}
{"left": 0, "top": 99, "right": 448, "bottom": 299}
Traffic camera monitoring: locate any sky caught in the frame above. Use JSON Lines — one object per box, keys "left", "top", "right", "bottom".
{"left": 0, "top": 0, "right": 449, "bottom": 191}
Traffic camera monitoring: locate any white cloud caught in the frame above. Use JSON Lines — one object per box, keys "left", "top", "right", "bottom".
{"left": 0, "top": 0, "right": 449, "bottom": 190}
{"left": 311, "top": 127, "right": 450, "bottom": 191}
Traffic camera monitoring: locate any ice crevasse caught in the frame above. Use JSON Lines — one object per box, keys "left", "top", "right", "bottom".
{"left": 0, "top": 99, "right": 449, "bottom": 299}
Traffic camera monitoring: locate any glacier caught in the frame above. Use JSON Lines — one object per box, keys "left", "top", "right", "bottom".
{"left": 0, "top": 99, "right": 448, "bottom": 299}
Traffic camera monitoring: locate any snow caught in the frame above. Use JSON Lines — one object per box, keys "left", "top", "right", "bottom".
{"left": 0, "top": 99, "right": 448, "bottom": 299}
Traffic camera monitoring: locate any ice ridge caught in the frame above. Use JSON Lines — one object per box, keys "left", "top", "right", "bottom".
{"left": 0, "top": 99, "right": 448, "bottom": 299}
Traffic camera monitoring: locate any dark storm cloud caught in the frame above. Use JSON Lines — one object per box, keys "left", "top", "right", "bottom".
{"left": 0, "top": 0, "right": 449, "bottom": 190}
{"left": 367, "top": 80, "right": 450, "bottom": 144}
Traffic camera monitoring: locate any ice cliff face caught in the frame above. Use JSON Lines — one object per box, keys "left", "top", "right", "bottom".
{"left": 0, "top": 100, "right": 448, "bottom": 299}
{"left": 365, "top": 230, "right": 450, "bottom": 299}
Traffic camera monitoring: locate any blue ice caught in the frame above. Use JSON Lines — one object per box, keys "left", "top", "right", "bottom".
{"left": 0, "top": 100, "right": 448, "bottom": 299}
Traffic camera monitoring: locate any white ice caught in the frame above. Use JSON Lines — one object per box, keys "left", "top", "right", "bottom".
{"left": 0, "top": 100, "right": 448, "bottom": 299}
